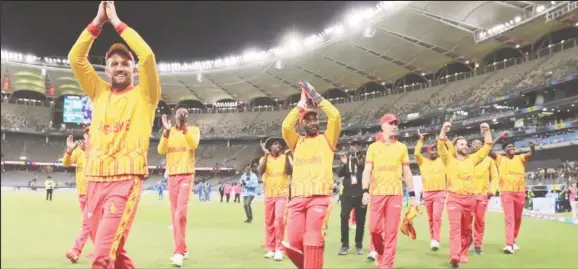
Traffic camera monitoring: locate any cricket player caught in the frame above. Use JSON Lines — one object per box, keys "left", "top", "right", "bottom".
{"left": 470, "top": 139, "right": 499, "bottom": 255}
{"left": 437, "top": 122, "right": 493, "bottom": 268}
{"left": 63, "top": 129, "right": 93, "bottom": 263}
{"left": 281, "top": 81, "right": 341, "bottom": 269}
{"left": 258, "top": 137, "right": 292, "bottom": 261}
{"left": 68, "top": 2, "right": 161, "bottom": 268}
{"left": 414, "top": 130, "right": 446, "bottom": 251}
{"left": 361, "top": 113, "right": 416, "bottom": 269}
{"left": 157, "top": 108, "right": 199, "bottom": 266}
{"left": 490, "top": 139, "right": 535, "bottom": 254}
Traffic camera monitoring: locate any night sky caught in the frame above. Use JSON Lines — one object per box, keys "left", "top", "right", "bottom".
{"left": 1, "top": 1, "right": 377, "bottom": 62}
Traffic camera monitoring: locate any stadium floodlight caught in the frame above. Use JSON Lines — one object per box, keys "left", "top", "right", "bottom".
{"left": 474, "top": 1, "right": 560, "bottom": 43}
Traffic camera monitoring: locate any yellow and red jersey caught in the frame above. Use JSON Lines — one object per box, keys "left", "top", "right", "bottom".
{"left": 260, "top": 154, "right": 290, "bottom": 197}
{"left": 282, "top": 100, "right": 341, "bottom": 197}
{"left": 365, "top": 140, "right": 410, "bottom": 196}
{"left": 437, "top": 139, "right": 492, "bottom": 195}
{"left": 494, "top": 154, "right": 529, "bottom": 192}
{"left": 158, "top": 126, "right": 200, "bottom": 176}
{"left": 68, "top": 23, "right": 161, "bottom": 180}
{"left": 473, "top": 157, "right": 499, "bottom": 195}
{"left": 414, "top": 139, "right": 446, "bottom": 192}
{"left": 62, "top": 147, "right": 88, "bottom": 195}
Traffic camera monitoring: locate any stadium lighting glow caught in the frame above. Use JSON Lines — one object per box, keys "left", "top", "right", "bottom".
{"left": 2, "top": 1, "right": 409, "bottom": 73}
{"left": 474, "top": 1, "right": 560, "bottom": 43}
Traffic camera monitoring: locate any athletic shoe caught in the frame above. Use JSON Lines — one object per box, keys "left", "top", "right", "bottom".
{"left": 513, "top": 243, "right": 520, "bottom": 252}
{"left": 273, "top": 250, "right": 283, "bottom": 261}
{"left": 65, "top": 250, "right": 79, "bottom": 264}
{"left": 264, "top": 251, "right": 275, "bottom": 259}
{"left": 430, "top": 240, "right": 440, "bottom": 251}
{"left": 171, "top": 253, "right": 184, "bottom": 267}
{"left": 474, "top": 247, "right": 483, "bottom": 255}
{"left": 367, "top": 250, "right": 377, "bottom": 261}
{"left": 503, "top": 245, "right": 514, "bottom": 254}
{"left": 337, "top": 247, "right": 349, "bottom": 255}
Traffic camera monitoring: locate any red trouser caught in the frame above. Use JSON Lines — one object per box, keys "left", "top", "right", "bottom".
{"left": 264, "top": 196, "right": 288, "bottom": 252}
{"left": 446, "top": 193, "right": 475, "bottom": 263}
{"left": 423, "top": 191, "right": 446, "bottom": 242}
{"left": 500, "top": 192, "right": 525, "bottom": 245}
{"left": 168, "top": 174, "right": 193, "bottom": 255}
{"left": 368, "top": 195, "right": 403, "bottom": 269}
{"left": 71, "top": 194, "right": 94, "bottom": 255}
{"left": 349, "top": 209, "right": 356, "bottom": 226}
{"left": 86, "top": 178, "right": 143, "bottom": 269}
{"left": 473, "top": 195, "right": 489, "bottom": 248}
{"left": 284, "top": 195, "right": 332, "bottom": 269}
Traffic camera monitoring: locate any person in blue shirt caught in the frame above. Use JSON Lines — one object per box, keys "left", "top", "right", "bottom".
{"left": 204, "top": 183, "right": 212, "bottom": 202}
{"left": 196, "top": 183, "right": 204, "bottom": 203}
{"left": 240, "top": 165, "right": 259, "bottom": 223}
{"left": 156, "top": 181, "right": 165, "bottom": 200}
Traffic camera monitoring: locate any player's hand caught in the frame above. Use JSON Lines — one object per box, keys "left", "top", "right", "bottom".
{"left": 362, "top": 192, "right": 370, "bottom": 205}
{"left": 161, "top": 114, "right": 172, "bottom": 130}
{"left": 480, "top": 122, "right": 490, "bottom": 133}
{"left": 177, "top": 110, "right": 188, "bottom": 127}
{"left": 298, "top": 81, "right": 323, "bottom": 104}
{"left": 442, "top": 122, "right": 451, "bottom": 132}
{"left": 93, "top": 2, "right": 108, "bottom": 26}
{"left": 260, "top": 142, "right": 269, "bottom": 154}
{"left": 340, "top": 154, "right": 348, "bottom": 164}
{"left": 104, "top": 1, "right": 121, "bottom": 26}
{"left": 417, "top": 129, "right": 426, "bottom": 141}
{"left": 66, "top": 135, "right": 77, "bottom": 150}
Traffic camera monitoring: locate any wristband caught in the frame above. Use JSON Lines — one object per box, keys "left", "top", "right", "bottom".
{"left": 362, "top": 188, "right": 369, "bottom": 194}
{"left": 408, "top": 191, "right": 415, "bottom": 197}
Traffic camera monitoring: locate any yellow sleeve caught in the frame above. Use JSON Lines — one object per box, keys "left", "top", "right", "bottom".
{"left": 365, "top": 144, "right": 376, "bottom": 164}
{"left": 319, "top": 100, "right": 341, "bottom": 150}
{"left": 437, "top": 139, "right": 452, "bottom": 166}
{"left": 62, "top": 148, "right": 79, "bottom": 167}
{"left": 445, "top": 140, "right": 456, "bottom": 158}
{"left": 183, "top": 126, "right": 200, "bottom": 150}
{"left": 120, "top": 27, "right": 161, "bottom": 105}
{"left": 470, "top": 143, "right": 492, "bottom": 166}
{"left": 414, "top": 140, "right": 424, "bottom": 165}
{"left": 282, "top": 107, "right": 301, "bottom": 152}
{"left": 157, "top": 132, "right": 169, "bottom": 155}
{"left": 401, "top": 144, "right": 410, "bottom": 165}
{"left": 489, "top": 158, "right": 499, "bottom": 193}
{"left": 67, "top": 29, "right": 108, "bottom": 100}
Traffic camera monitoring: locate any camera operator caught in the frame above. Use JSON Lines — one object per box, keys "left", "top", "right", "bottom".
{"left": 337, "top": 140, "right": 367, "bottom": 256}
{"left": 240, "top": 165, "right": 259, "bottom": 223}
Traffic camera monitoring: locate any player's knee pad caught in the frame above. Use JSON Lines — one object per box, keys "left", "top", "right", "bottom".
{"left": 303, "top": 231, "right": 324, "bottom": 247}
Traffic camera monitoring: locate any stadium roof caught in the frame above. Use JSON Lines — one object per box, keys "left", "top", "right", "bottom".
{"left": 0, "top": 1, "right": 573, "bottom": 104}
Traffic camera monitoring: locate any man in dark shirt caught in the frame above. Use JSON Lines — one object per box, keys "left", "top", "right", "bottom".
{"left": 337, "top": 140, "right": 367, "bottom": 255}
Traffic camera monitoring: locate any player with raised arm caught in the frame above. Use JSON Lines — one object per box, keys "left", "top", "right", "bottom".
{"left": 361, "top": 113, "right": 416, "bottom": 269}
{"left": 258, "top": 137, "right": 292, "bottom": 261}
{"left": 437, "top": 122, "right": 493, "bottom": 268}
{"left": 67, "top": 2, "right": 161, "bottom": 268}
{"left": 469, "top": 139, "right": 499, "bottom": 255}
{"left": 489, "top": 137, "right": 535, "bottom": 254}
{"left": 414, "top": 130, "right": 446, "bottom": 251}
{"left": 157, "top": 108, "right": 200, "bottom": 267}
{"left": 281, "top": 81, "right": 341, "bottom": 269}
{"left": 63, "top": 128, "right": 93, "bottom": 263}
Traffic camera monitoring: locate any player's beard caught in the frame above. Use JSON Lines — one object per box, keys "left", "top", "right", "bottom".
{"left": 111, "top": 75, "right": 131, "bottom": 91}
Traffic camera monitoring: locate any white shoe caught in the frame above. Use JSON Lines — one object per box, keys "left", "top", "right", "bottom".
{"left": 430, "top": 240, "right": 440, "bottom": 251}
{"left": 171, "top": 254, "right": 184, "bottom": 267}
{"left": 512, "top": 244, "right": 520, "bottom": 252}
{"left": 349, "top": 224, "right": 356, "bottom": 230}
{"left": 503, "top": 245, "right": 514, "bottom": 254}
{"left": 273, "top": 250, "right": 284, "bottom": 261}
{"left": 367, "top": 250, "right": 377, "bottom": 261}
{"left": 183, "top": 252, "right": 189, "bottom": 260}
{"left": 264, "top": 251, "right": 275, "bottom": 259}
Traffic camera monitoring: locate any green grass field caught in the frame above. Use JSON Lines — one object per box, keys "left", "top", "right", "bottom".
{"left": 1, "top": 191, "right": 576, "bottom": 268}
